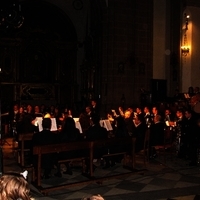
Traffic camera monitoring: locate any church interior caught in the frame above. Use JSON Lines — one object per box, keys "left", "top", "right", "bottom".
{"left": 1, "top": 0, "right": 200, "bottom": 200}
{"left": 0, "top": 0, "right": 199, "bottom": 113}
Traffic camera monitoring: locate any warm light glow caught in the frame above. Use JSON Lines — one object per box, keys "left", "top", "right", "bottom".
{"left": 181, "top": 46, "right": 190, "bottom": 56}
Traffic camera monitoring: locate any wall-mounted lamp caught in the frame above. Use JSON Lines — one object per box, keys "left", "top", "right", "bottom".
{"left": 184, "top": 13, "right": 190, "bottom": 30}
{"left": 181, "top": 45, "right": 190, "bottom": 56}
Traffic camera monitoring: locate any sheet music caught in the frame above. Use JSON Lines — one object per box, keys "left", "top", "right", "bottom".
{"left": 36, "top": 117, "right": 43, "bottom": 132}
{"left": 36, "top": 117, "right": 57, "bottom": 132}
{"left": 100, "top": 120, "right": 113, "bottom": 131}
{"left": 50, "top": 118, "right": 58, "bottom": 131}
{"left": 75, "top": 121, "right": 83, "bottom": 134}
{"left": 73, "top": 118, "right": 79, "bottom": 122}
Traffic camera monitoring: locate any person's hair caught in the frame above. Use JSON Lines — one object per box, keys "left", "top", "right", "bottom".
{"left": 90, "top": 114, "right": 100, "bottom": 125}
{"left": 42, "top": 118, "right": 51, "bottom": 129}
{"left": 82, "top": 194, "right": 104, "bottom": 200}
{"left": 62, "top": 117, "right": 76, "bottom": 132}
{"left": 0, "top": 173, "right": 31, "bottom": 200}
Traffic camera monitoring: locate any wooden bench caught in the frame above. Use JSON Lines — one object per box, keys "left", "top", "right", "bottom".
{"left": 32, "top": 137, "right": 138, "bottom": 194}
{"left": 16, "top": 133, "right": 34, "bottom": 167}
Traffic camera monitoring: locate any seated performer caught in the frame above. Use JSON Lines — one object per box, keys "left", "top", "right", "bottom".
{"left": 55, "top": 117, "right": 81, "bottom": 177}
{"left": 32, "top": 118, "right": 57, "bottom": 179}
{"left": 132, "top": 115, "right": 146, "bottom": 153}
{"left": 84, "top": 114, "right": 108, "bottom": 173}
{"left": 86, "top": 114, "right": 108, "bottom": 140}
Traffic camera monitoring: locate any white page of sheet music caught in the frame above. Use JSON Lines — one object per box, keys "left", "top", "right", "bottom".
{"left": 50, "top": 118, "right": 58, "bottom": 131}
{"left": 104, "top": 119, "right": 113, "bottom": 131}
{"left": 75, "top": 121, "right": 83, "bottom": 133}
{"left": 36, "top": 117, "right": 57, "bottom": 132}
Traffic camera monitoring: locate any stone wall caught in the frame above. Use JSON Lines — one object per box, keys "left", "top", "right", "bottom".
{"left": 101, "top": 0, "right": 153, "bottom": 112}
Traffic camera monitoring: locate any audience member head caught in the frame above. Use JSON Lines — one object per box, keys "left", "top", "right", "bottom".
{"left": 0, "top": 173, "right": 31, "bottom": 200}
{"left": 82, "top": 194, "right": 104, "bottom": 200}
{"left": 42, "top": 118, "right": 51, "bottom": 130}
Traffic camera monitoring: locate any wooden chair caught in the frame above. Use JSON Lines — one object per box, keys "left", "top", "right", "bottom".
{"left": 17, "top": 133, "right": 34, "bottom": 167}
{"left": 152, "top": 127, "right": 175, "bottom": 163}
{"left": 134, "top": 128, "right": 150, "bottom": 168}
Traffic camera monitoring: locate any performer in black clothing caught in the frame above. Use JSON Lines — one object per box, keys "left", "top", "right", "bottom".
{"left": 32, "top": 118, "right": 57, "bottom": 179}
{"left": 150, "top": 115, "right": 165, "bottom": 146}
{"left": 169, "top": 109, "right": 186, "bottom": 157}
{"left": 143, "top": 106, "right": 151, "bottom": 126}
{"left": 84, "top": 114, "right": 108, "bottom": 173}
{"left": 184, "top": 109, "right": 198, "bottom": 165}
{"left": 55, "top": 117, "right": 81, "bottom": 177}
{"left": 132, "top": 115, "right": 146, "bottom": 153}
{"left": 149, "top": 115, "right": 165, "bottom": 158}
{"left": 91, "top": 99, "right": 100, "bottom": 116}
{"left": 86, "top": 114, "right": 108, "bottom": 141}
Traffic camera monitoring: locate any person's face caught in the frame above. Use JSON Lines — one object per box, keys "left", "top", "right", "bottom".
{"left": 19, "top": 107, "right": 23, "bottom": 113}
{"left": 35, "top": 106, "right": 40, "bottom": 113}
{"left": 13, "top": 105, "right": 18, "bottom": 111}
{"left": 165, "top": 110, "right": 170, "bottom": 116}
{"left": 68, "top": 110, "right": 72, "bottom": 115}
{"left": 86, "top": 107, "right": 91, "bottom": 114}
{"left": 134, "top": 117, "right": 140, "bottom": 125}
{"left": 91, "top": 101, "right": 96, "bottom": 106}
{"left": 176, "top": 111, "right": 182, "bottom": 118}
{"left": 152, "top": 107, "right": 157, "bottom": 114}
{"left": 124, "top": 111, "right": 131, "bottom": 119}
{"left": 55, "top": 108, "right": 59, "bottom": 113}
{"left": 136, "top": 108, "right": 141, "bottom": 113}
{"left": 144, "top": 107, "right": 148, "bottom": 113}
{"left": 185, "top": 111, "right": 191, "bottom": 119}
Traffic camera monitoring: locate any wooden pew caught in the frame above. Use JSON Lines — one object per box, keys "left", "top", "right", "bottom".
{"left": 17, "top": 132, "right": 34, "bottom": 167}
{"left": 32, "top": 137, "right": 137, "bottom": 194}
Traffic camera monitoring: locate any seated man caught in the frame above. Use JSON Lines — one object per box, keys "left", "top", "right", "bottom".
{"left": 84, "top": 114, "right": 108, "bottom": 173}
{"left": 86, "top": 114, "right": 108, "bottom": 141}
{"left": 32, "top": 118, "right": 57, "bottom": 179}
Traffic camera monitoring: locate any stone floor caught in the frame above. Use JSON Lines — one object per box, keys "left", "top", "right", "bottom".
{"left": 2, "top": 137, "right": 200, "bottom": 200}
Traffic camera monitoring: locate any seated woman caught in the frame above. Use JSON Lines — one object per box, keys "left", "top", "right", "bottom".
{"left": 55, "top": 117, "right": 81, "bottom": 177}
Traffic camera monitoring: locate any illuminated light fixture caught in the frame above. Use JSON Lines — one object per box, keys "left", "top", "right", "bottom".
{"left": 181, "top": 45, "right": 190, "bottom": 56}
{"left": 181, "top": 13, "right": 190, "bottom": 57}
